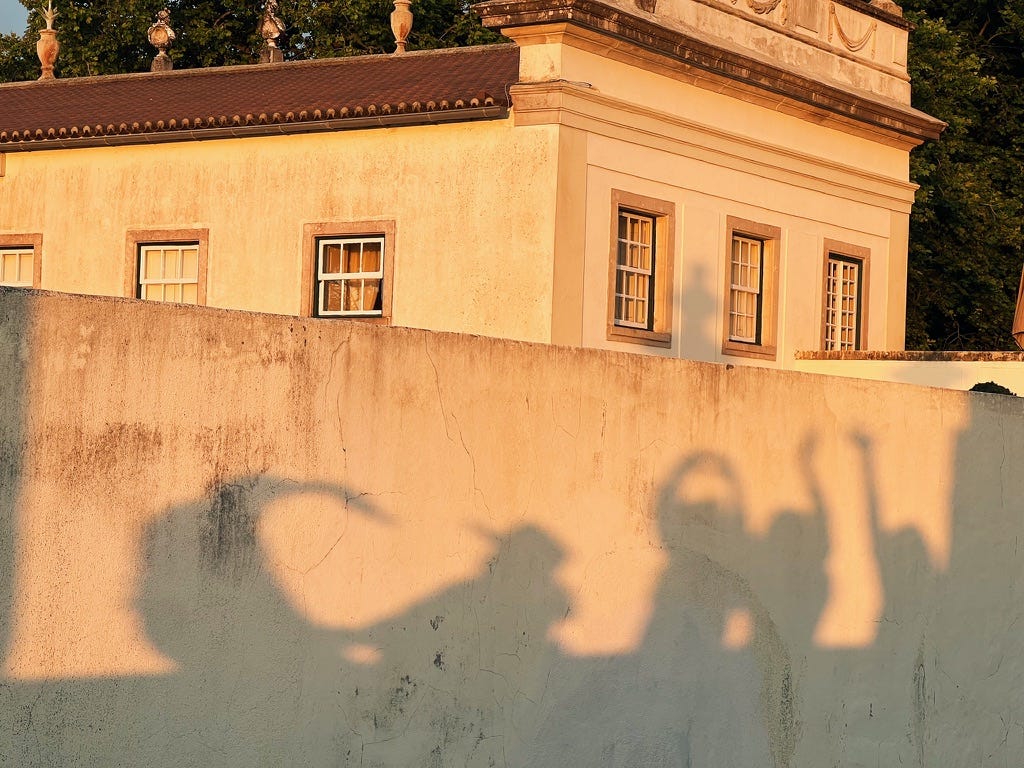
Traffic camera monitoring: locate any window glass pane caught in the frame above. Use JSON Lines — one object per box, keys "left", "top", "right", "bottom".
{"left": 180, "top": 248, "right": 199, "bottom": 280}
{"left": 1, "top": 253, "right": 14, "bottom": 281}
{"left": 344, "top": 280, "right": 363, "bottom": 312}
{"left": 181, "top": 283, "right": 198, "bottom": 304}
{"left": 324, "top": 281, "right": 342, "bottom": 312}
{"left": 362, "top": 242, "right": 382, "bottom": 273}
{"left": 142, "top": 250, "right": 161, "bottom": 280}
{"left": 343, "top": 242, "right": 362, "bottom": 274}
{"left": 322, "top": 244, "right": 342, "bottom": 275}
{"left": 363, "top": 278, "right": 382, "bottom": 311}
{"left": 19, "top": 252, "right": 32, "bottom": 282}
{"left": 162, "top": 249, "right": 178, "bottom": 279}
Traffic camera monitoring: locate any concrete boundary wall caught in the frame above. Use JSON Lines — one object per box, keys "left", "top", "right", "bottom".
{"left": 1, "top": 288, "right": 1023, "bottom": 766}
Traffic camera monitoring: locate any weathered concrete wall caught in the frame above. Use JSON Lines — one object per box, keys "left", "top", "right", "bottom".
{"left": 1, "top": 288, "right": 1023, "bottom": 766}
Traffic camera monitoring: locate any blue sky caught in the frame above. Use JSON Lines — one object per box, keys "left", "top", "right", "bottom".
{"left": 0, "top": 0, "right": 28, "bottom": 34}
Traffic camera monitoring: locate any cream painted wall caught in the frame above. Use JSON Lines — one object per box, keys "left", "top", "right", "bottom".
{"left": 577, "top": 124, "right": 904, "bottom": 367}
{"left": 2, "top": 289, "right": 1024, "bottom": 766}
{"left": 0, "top": 118, "right": 560, "bottom": 344}
{"left": 518, "top": 40, "right": 916, "bottom": 176}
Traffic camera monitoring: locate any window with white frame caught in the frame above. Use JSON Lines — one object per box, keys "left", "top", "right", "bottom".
{"left": 721, "top": 218, "right": 779, "bottom": 360}
{"left": 729, "top": 234, "right": 763, "bottom": 344}
{"left": 823, "top": 253, "right": 864, "bottom": 350}
{"left": 138, "top": 242, "right": 202, "bottom": 303}
{"left": 315, "top": 236, "right": 385, "bottom": 317}
{"left": 606, "top": 191, "right": 674, "bottom": 348}
{"left": 0, "top": 247, "right": 34, "bottom": 287}
{"left": 614, "top": 210, "right": 656, "bottom": 330}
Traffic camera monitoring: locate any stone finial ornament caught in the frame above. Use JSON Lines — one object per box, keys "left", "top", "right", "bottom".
{"left": 147, "top": 9, "right": 176, "bottom": 71}
{"left": 36, "top": 1, "right": 59, "bottom": 81}
{"left": 391, "top": 0, "right": 412, "bottom": 54}
{"left": 870, "top": 0, "right": 902, "bottom": 16}
{"left": 259, "top": 0, "right": 286, "bottom": 64}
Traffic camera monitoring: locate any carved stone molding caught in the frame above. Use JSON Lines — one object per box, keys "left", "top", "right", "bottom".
{"left": 733, "top": 0, "right": 783, "bottom": 14}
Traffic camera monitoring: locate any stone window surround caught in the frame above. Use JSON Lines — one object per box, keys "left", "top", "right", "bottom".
{"left": 300, "top": 220, "right": 396, "bottom": 324}
{"left": 821, "top": 237, "right": 870, "bottom": 351}
{"left": 124, "top": 229, "right": 209, "bottom": 305}
{"left": 722, "top": 216, "right": 781, "bottom": 361}
{"left": 606, "top": 190, "right": 675, "bottom": 348}
{"left": 0, "top": 233, "right": 43, "bottom": 288}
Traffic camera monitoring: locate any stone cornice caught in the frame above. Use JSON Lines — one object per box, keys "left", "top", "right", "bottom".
{"left": 475, "top": 0, "right": 944, "bottom": 144}
{"left": 511, "top": 80, "right": 919, "bottom": 211}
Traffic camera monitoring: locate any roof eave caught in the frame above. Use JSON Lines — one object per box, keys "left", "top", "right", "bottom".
{"left": 0, "top": 105, "right": 509, "bottom": 152}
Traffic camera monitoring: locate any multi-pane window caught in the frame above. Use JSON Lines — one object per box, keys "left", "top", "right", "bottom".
{"left": 728, "top": 235, "right": 763, "bottom": 344}
{"left": 823, "top": 254, "right": 863, "bottom": 350}
{"left": 721, "top": 218, "right": 779, "bottom": 360}
{"left": 0, "top": 247, "right": 34, "bottom": 287}
{"left": 138, "top": 243, "right": 201, "bottom": 304}
{"left": 315, "top": 236, "right": 385, "bottom": 317}
{"left": 614, "top": 210, "right": 655, "bottom": 330}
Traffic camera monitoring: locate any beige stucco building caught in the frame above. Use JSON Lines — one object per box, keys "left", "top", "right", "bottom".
{"left": 0, "top": 0, "right": 942, "bottom": 369}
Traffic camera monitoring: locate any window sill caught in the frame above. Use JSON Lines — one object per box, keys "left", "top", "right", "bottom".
{"left": 608, "top": 324, "right": 672, "bottom": 348}
{"left": 314, "top": 314, "right": 391, "bottom": 325}
{"left": 722, "top": 340, "right": 777, "bottom": 360}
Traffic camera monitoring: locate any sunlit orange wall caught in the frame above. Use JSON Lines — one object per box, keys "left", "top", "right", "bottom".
{"left": 2, "top": 289, "right": 1021, "bottom": 767}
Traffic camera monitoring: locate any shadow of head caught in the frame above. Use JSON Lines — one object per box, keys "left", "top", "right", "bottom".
{"left": 136, "top": 475, "right": 388, "bottom": 663}
{"left": 654, "top": 454, "right": 745, "bottom": 549}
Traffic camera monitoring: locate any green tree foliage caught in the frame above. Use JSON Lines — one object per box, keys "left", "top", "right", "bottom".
{"left": 0, "top": 0, "right": 501, "bottom": 80}
{"left": 902, "top": 0, "right": 1024, "bottom": 349}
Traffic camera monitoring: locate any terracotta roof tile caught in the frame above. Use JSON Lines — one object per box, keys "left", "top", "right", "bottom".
{"left": 0, "top": 44, "right": 520, "bottom": 149}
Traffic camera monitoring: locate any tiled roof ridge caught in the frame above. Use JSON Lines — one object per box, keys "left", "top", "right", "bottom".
{"left": 0, "top": 42, "right": 519, "bottom": 92}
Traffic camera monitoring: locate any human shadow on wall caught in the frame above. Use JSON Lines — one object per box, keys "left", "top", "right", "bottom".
{"left": 3, "top": 415, "right": 1001, "bottom": 767}
{"left": 1, "top": 474, "right": 570, "bottom": 767}
{"left": 917, "top": 391, "right": 1024, "bottom": 766}
{"left": 522, "top": 452, "right": 828, "bottom": 768}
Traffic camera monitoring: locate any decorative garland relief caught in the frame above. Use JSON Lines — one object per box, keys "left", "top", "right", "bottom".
{"left": 828, "top": 2, "right": 877, "bottom": 55}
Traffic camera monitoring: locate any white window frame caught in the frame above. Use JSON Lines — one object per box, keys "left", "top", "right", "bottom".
{"left": 138, "top": 242, "right": 202, "bottom": 304}
{"left": 614, "top": 210, "right": 656, "bottom": 330}
{"left": 0, "top": 247, "right": 35, "bottom": 287}
{"left": 0, "top": 234, "right": 42, "bottom": 289}
{"left": 606, "top": 191, "right": 675, "bottom": 348}
{"left": 821, "top": 240, "right": 869, "bottom": 352}
{"left": 314, "top": 235, "right": 386, "bottom": 317}
{"left": 728, "top": 234, "right": 763, "bottom": 344}
{"left": 721, "top": 218, "right": 779, "bottom": 361}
